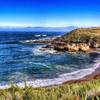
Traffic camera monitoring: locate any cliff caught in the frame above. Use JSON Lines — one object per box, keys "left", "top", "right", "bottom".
{"left": 53, "top": 27, "right": 100, "bottom": 52}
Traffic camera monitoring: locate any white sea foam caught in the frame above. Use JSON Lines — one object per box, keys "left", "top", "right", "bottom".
{"left": 42, "top": 34, "right": 47, "bottom": 37}
{"left": 32, "top": 46, "right": 46, "bottom": 56}
{"left": 40, "top": 48, "right": 57, "bottom": 54}
{"left": 0, "top": 56, "right": 100, "bottom": 89}
{"left": 34, "top": 34, "right": 47, "bottom": 37}
{"left": 32, "top": 45, "right": 58, "bottom": 56}
{"left": 20, "top": 40, "right": 36, "bottom": 43}
{"left": 34, "top": 35, "right": 41, "bottom": 37}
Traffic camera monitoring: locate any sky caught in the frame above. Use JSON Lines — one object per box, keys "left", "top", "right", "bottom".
{"left": 0, "top": 0, "right": 100, "bottom": 27}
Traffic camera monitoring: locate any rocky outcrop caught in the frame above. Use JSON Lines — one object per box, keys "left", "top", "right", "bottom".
{"left": 29, "top": 27, "right": 100, "bottom": 52}
{"left": 52, "top": 27, "right": 100, "bottom": 52}
{"left": 91, "top": 42, "right": 100, "bottom": 48}
{"left": 79, "top": 43, "right": 90, "bottom": 52}
{"left": 54, "top": 43, "right": 90, "bottom": 52}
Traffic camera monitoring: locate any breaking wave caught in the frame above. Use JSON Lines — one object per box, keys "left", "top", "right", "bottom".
{"left": 0, "top": 52, "right": 100, "bottom": 89}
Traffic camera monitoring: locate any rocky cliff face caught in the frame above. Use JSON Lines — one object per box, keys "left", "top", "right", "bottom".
{"left": 28, "top": 27, "right": 100, "bottom": 52}
{"left": 53, "top": 27, "right": 100, "bottom": 52}
{"left": 54, "top": 43, "right": 90, "bottom": 52}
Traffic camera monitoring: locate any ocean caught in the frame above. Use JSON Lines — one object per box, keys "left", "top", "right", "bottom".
{"left": 0, "top": 31, "right": 100, "bottom": 88}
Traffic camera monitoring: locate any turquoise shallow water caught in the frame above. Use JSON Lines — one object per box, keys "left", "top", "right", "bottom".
{"left": 0, "top": 32, "right": 99, "bottom": 87}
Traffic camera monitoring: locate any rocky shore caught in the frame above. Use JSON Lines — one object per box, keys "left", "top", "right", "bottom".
{"left": 53, "top": 27, "right": 100, "bottom": 52}
{"left": 30, "top": 27, "right": 100, "bottom": 53}
{"left": 53, "top": 43, "right": 90, "bottom": 52}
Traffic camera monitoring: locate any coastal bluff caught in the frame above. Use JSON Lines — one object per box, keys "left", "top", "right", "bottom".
{"left": 51, "top": 27, "right": 100, "bottom": 52}
{"left": 26, "top": 27, "right": 100, "bottom": 52}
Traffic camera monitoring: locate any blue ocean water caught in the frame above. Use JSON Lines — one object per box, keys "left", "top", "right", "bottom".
{"left": 0, "top": 32, "right": 99, "bottom": 87}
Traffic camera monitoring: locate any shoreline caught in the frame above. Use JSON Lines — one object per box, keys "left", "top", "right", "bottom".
{"left": 0, "top": 69, "right": 99, "bottom": 89}
{"left": 64, "top": 51, "right": 100, "bottom": 84}
{"left": 0, "top": 57, "right": 99, "bottom": 89}
{"left": 64, "top": 61, "right": 100, "bottom": 84}
{"left": 0, "top": 49, "right": 99, "bottom": 89}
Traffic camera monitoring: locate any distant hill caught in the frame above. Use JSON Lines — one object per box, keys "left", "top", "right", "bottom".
{"left": 0, "top": 26, "right": 77, "bottom": 32}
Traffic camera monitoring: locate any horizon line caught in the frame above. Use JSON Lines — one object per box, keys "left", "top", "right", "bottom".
{"left": 0, "top": 25, "right": 100, "bottom": 28}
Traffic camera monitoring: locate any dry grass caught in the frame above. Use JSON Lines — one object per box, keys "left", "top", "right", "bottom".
{"left": 0, "top": 79, "right": 100, "bottom": 100}
{"left": 61, "top": 27, "right": 100, "bottom": 44}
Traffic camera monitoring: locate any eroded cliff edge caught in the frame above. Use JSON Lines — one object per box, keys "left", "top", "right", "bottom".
{"left": 52, "top": 27, "right": 100, "bottom": 52}
{"left": 27, "top": 27, "right": 100, "bottom": 52}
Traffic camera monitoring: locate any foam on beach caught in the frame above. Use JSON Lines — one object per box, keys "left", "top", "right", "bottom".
{"left": 0, "top": 53, "right": 100, "bottom": 89}
{"left": 32, "top": 45, "right": 58, "bottom": 56}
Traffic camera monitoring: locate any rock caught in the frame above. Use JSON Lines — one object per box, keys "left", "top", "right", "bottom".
{"left": 54, "top": 45, "right": 66, "bottom": 51}
{"left": 79, "top": 43, "right": 90, "bottom": 52}
{"left": 42, "top": 45, "right": 52, "bottom": 48}
{"left": 30, "top": 27, "right": 100, "bottom": 53}
{"left": 93, "top": 43, "right": 100, "bottom": 48}
{"left": 54, "top": 43, "right": 90, "bottom": 52}
{"left": 67, "top": 44, "right": 79, "bottom": 52}
{"left": 52, "top": 27, "right": 100, "bottom": 52}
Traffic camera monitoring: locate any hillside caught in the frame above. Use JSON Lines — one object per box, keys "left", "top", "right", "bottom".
{"left": 53, "top": 27, "right": 100, "bottom": 52}
{"left": 61, "top": 27, "right": 100, "bottom": 43}
{"left": 0, "top": 26, "right": 77, "bottom": 32}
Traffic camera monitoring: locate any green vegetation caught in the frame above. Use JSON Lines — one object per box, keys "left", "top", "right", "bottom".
{"left": 0, "top": 79, "right": 100, "bottom": 100}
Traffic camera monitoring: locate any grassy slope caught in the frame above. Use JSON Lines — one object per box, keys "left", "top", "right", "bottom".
{"left": 0, "top": 79, "right": 100, "bottom": 100}
{"left": 60, "top": 27, "right": 100, "bottom": 43}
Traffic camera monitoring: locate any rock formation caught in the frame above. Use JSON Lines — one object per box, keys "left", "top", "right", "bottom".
{"left": 52, "top": 27, "right": 100, "bottom": 52}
